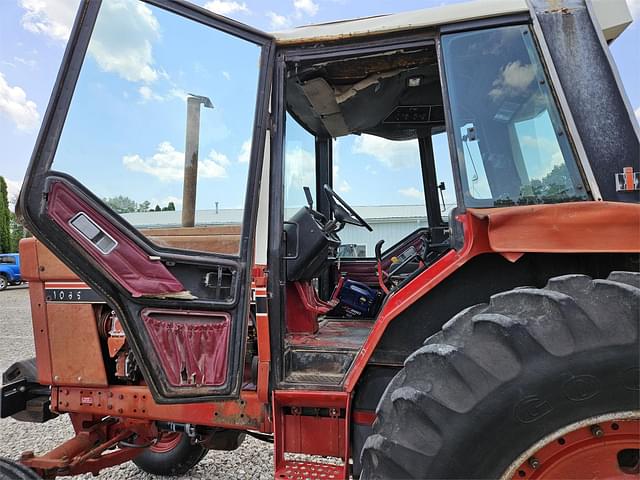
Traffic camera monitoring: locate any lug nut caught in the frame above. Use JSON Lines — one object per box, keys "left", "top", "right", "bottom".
{"left": 528, "top": 457, "right": 540, "bottom": 469}
{"left": 591, "top": 425, "right": 604, "bottom": 438}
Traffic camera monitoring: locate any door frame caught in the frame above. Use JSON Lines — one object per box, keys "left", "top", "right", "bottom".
{"left": 18, "top": 0, "right": 275, "bottom": 402}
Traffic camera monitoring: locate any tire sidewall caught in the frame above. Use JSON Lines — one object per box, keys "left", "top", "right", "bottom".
{"left": 0, "top": 275, "right": 8, "bottom": 291}
{"left": 428, "top": 342, "right": 639, "bottom": 478}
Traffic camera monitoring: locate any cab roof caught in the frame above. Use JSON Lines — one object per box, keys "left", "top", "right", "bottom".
{"left": 272, "top": 0, "right": 632, "bottom": 45}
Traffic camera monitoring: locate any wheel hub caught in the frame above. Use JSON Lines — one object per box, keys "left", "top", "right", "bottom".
{"left": 505, "top": 414, "right": 639, "bottom": 479}
{"left": 149, "top": 432, "right": 182, "bottom": 454}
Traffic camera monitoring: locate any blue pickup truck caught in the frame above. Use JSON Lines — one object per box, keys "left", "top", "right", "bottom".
{"left": 0, "top": 253, "right": 22, "bottom": 291}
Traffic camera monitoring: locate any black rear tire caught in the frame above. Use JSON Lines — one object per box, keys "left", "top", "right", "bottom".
{"left": 133, "top": 433, "right": 207, "bottom": 476}
{"left": 0, "top": 458, "right": 41, "bottom": 480}
{"left": 0, "top": 275, "right": 8, "bottom": 291}
{"left": 361, "top": 272, "right": 640, "bottom": 479}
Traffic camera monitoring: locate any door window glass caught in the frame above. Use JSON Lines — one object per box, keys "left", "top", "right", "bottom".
{"left": 51, "top": 0, "right": 262, "bottom": 253}
{"left": 441, "top": 25, "right": 588, "bottom": 207}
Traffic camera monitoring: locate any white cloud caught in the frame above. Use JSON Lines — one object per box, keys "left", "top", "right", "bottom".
{"left": 13, "top": 57, "right": 37, "bottom": 69}
{"left": 19, "top": 0, "right": 78, "bottom": 41}
{"left": 399, "top": 187, "right": 423, "bottom": 200}
{"left": 337, "top": 180, "right": 351, "bottom": 193}
{"left": 202, "top": 150, "right": 230, "bottom": 179}
{"left": 138, "top": 85, "right": 162, "bottom": 102}
{"left": 88, "top": 0, "right": 160, "bottom": 83}
{"left": 267, "top": 11, "right": 291, "bottom": 29}
{"left": 137, "top": 85, "right": 188, "bottom": 103}
{"left": 352, "top": 134, "right": 419, "bottom": 169}
{"left": 365, "top": 164, "right": 378, "bottom": 175}
{"left": 269, "top": 0, "right": 317, "bottom": 29}
{"left": 0, "top": 72, "right": 40, "bottom": 131}
{"left": 122, "top": 141, "right": 228, "bottom": 182}
{"left": 204, "top": 0, "right": 250, "bottom": 15}
{"left": 238, "top": 139, "right": 252, "bottom": 163}
{"left": 490, "top": 61, "right": 536, "bottom": 100}
{"left": 294, "top": 0, "right": 319, "bottom": 17}
{"left": 168, "top": 88, "right": 188, "bottom": 102}
{"left": 6, "top": 179, "right": 23, "bottom": 210}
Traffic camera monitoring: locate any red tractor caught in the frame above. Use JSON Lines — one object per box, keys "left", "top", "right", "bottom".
{"left": 1, "top": 0, "right": 639, "bottom": 478}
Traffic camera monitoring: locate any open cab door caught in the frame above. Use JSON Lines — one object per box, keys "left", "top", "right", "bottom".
{"left": 17, "top": 0, "right": 274, "bottom": 402}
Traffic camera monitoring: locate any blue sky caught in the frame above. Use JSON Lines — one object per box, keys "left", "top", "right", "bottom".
{"left": 0, "top": 0, "right": 638, "bottom": 214}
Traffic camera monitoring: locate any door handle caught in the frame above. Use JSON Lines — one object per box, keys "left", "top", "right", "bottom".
{"left": 69, "top": 212, "right": 118, "bottom": 254}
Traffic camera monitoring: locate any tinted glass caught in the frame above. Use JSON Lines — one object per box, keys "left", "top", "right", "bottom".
{"left": 51, "top": 0, "right": 261, "bottom": 253}
{"left": 442, "top": 26, "right": 588, "bottom": 207}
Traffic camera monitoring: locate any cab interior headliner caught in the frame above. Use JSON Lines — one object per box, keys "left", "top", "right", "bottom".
{"left": 285, "top": 45, "right": 445, "bottom": 141}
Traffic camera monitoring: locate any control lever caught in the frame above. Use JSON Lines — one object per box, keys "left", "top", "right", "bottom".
{"left": 303, "top": 186, "right": 314, "bottom": 209}
{"left": 302, "top": 185, "right": 328, "bottom": 226}
{"left": 375, "top": 240, "right": 389, "bottom": 294}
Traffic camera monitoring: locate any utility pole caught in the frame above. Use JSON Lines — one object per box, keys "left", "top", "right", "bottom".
{"left": 182, "top": 94, "right": 213, "bottom": 227}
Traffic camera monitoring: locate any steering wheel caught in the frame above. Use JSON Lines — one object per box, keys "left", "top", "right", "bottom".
{"left": 323, "top": 184, "right": 373, "bottom": 232}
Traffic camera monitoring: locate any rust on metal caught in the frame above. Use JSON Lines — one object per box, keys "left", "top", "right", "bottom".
{"left": 21, "top": 414, "right": 154, "bottom": 478}
{"left": 48, "top": 303, "right": 108, "bottom": 387}
{"left": 52, "top": 386, "right": 269, "bottom": 432}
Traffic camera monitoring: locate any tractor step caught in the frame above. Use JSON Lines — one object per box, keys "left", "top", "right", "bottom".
{"left": 275, "top": 460, "right": 344, "bottom": 479}
{"left": 273, "top": 391, "right": 351, "bottom": 480}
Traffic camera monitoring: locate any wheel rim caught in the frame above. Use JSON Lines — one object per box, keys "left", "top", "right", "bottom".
{"left": 0, "top": 277, "right": 6, "bottom": 289}
{"left": 149, "top": 432, "right": 182, "bottom": 453}
{"left": 503, "top": 412, "right": 640, "bottom": 480}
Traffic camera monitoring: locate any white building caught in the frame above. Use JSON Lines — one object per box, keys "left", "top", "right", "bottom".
{"left": 122, "top": 205, "right": 430, "bottom": 257}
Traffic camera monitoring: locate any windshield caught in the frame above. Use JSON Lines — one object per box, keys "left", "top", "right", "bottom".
{"left": 442, "top": 25, "right": 589, "bottom": 207}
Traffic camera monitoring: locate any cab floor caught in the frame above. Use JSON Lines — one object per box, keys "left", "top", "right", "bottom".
{"left": 285, "top": 317, "right": 374, "bottom": 351}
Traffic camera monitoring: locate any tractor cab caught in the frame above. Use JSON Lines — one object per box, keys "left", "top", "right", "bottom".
{"left": 276, "top": 24, "right": 591, "bottom": 385}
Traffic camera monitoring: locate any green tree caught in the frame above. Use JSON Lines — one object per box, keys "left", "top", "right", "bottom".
{"left": 166, "top": 201, "right": 176, "bottom": 211}
{"left": 0, "top": 177, "right": 11, "bottom": 253}
{"left": 103, "top": 195, "right": 138, "bottom": 213}
{"left": 154, "top": 205, "right": 161, "bottom": 212}
{"left": 9, "top": 212, "right": 26, "bottom": 252}
{"left": 137, "top": 200, "right": 151, "bottom": 212}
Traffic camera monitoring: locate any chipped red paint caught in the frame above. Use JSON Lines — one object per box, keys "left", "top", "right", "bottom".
{"left": 52, "top": 386, "right": 270, "bottom": 432}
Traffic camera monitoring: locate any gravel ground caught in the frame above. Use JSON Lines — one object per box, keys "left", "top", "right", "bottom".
{"left": 0, "top": 287, "right": 274, "bottom": 479}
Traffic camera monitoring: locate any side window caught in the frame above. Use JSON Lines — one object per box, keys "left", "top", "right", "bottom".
{"left": 284, "top": 113, "right": 316, "bottom": 209}
{"left": 442, "top": 25, "right": 588, "bottom": 207}
{"left": 51, "top": 0, "right": 262, "bottom": 254}
{"left": 333, "top": 134, "right": 427, "bottom": 258}
{"left": 432, "top": 131, "right": 458, "bottom": 217}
